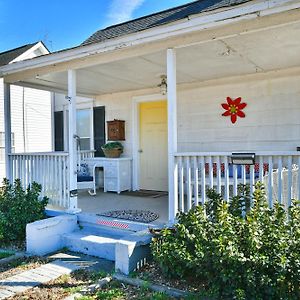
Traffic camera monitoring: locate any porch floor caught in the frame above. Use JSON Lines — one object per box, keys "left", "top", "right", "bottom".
{"left": 78, "top": 189, "right": 168, "bottom": 225}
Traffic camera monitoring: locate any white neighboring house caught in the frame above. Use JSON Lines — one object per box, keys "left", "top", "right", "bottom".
{"left": 0, "top": 42, "right": 53, "bottom": 183}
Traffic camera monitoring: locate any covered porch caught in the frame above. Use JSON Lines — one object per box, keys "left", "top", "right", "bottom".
{"left": 2, "top": 0, "right": 300, "bottom": 222}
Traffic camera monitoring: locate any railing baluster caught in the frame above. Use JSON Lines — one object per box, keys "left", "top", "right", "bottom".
{"left": 249, "top": 164, "right": 255, "bottom": 198}
{"left": 242, "top": 164, "right": 246, "bottom": 185}
{"left": 193, "top": 156, "right": 199, "bottom": 206}
{"left": 178, "top": 157, "right": 184, "bottom": 212}
{"left": 216, "top": 156, "right": 222, "bottom": 194}
{"left": 13, "top": 156, "right": 16, "bottom": 181}
{"left": 30, "top": 155, "right": 34, "bottom": 184}
{"left": 200, "top": 156, "right": 206, "bottom": 204}
{"left": 224, "top": 156, "right": 229, "bottom": 202}
{"left": 209, "top": 156, "right": 213, "bottom": 189}
{"left": 41, "top": 155, "right": 45, "bottom": 198}
{"left": 53, "top": 156, "right": 57, "bottom": 205}
{"left": 17, "top": 155, "right": 21, "bottom": 181}
{"left": 233, "top": 164, "right": 238, "bottom": 196}
{"left": 268, "top": 156, "right": 273, "bottom": 208}
{"left": 26, "top": 155, "right": 29, "bottom": 187}
{"left": 277, "top": 156, "right": 283, "bottom": 205}
{"left": 22, "top": 155, "right": 26, "bottom": 188}
{"left": 63, "top": 156, "right": 67, "bottom": 207}
{"left": 287, "top": 155, "right": 292, "bottom": 208}
{"left": 58, "top": 156, "right": 62, "bottom": 207}
{"left": 186, "top": 157, "right": 192, "bottom": 211}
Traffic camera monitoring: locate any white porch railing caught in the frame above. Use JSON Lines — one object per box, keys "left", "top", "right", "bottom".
{"left": 174, "top": 152, "right": 300, "bottom": 213}
{"left": 8, "top": 152, "right": 70, "bottom": 208}
{"left": 79, "top": 150, "right": 95, "bottom": 160}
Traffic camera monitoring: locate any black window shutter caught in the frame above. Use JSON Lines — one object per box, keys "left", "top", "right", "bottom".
{"left": 54, "top": 111, "right": 64, "bottom": 151}
{"left": 93, "top": 106, "right": 105, "bottom": 157}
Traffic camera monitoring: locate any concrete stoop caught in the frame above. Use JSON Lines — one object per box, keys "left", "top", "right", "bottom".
{"left": 26, "top": 213, "right": 154, "bottom": 275}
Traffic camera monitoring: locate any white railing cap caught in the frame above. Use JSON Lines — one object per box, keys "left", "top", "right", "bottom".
{"left": 174, "top": 151, "right": 300, "bottom": 157}
{"left": 9, "top": 151, "right": 69, "bottom": 156}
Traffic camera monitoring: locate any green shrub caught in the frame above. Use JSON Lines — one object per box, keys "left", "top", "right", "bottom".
{"left": 151, "top": 182, "right": 300, "bottom": 299}
{"left": 0, "top": 178, "right": 48, "bottom": 242}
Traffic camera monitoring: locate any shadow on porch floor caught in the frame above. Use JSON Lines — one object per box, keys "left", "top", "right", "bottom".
{"left": 78, "top": 189, "right": 169, "bottom": 224}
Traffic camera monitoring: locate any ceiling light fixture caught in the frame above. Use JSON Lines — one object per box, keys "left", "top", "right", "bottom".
{"left": 158, "top": 75, "right": 167, "bottom": 95}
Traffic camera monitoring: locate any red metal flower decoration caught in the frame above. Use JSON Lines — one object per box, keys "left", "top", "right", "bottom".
{"left": 221, "top": 97, "right": 247, "bottom": 124}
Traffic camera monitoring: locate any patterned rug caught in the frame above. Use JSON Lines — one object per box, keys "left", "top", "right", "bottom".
{"left": 121, "top": 190, "right": 168, "bottom": 198}
{"left": 97, "top": 210, "right": 159, "bottom": 223}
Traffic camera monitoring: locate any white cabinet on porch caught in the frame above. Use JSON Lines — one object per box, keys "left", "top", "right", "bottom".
{"left": 85, "top": 157, "right": 132, "bottom": 194}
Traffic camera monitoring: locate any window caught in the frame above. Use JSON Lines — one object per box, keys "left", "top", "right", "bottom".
{"left": 76, "top": 109, "right": 92, "bottom": 150}
{"left": 0, "top": 132, "right": 15, "bottom": 161}
{"left": 57, "top": 105, "right": 105, "bottom": 155}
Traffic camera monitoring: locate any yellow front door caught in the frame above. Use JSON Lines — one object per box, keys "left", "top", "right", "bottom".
{"left": 139, "top": 101, "right": 168, "bottom": 191}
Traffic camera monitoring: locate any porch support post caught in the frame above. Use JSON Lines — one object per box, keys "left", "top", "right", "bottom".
{"left": 67, "top": 70, "right": 79, "bottom": 212}
{"left": 4, "top": 82, "right": 12, "bottom": 182}
{"left": 167, "top": 48, "right": 178, "bottom": 223}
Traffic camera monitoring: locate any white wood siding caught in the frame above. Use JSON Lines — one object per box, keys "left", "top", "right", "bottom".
{"left": 177, "top": 74, "right": 300, "bottom": 152}
{"left": 53, "top": 70, "right": 300, "bottom": 159}
{"left": 0, "top": 79, "right": 52, "bottom": 182}
{"left": 91, "top": 73, "right": 300, "bottom": 156}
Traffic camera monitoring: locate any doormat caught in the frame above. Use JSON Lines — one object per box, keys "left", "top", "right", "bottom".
{"left": 121, "top": 190, "right": 168, "bottom": 198}
{"left": 97, "top": 210, "right": 159, "bottom": 223}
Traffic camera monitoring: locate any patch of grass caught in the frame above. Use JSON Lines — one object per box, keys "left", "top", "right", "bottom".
{"left": 148, "top": 292, "right": 170, "bottom": 300}
{"left": 0, "top": 251, "right": 13, "bottom": 259}
{"left": 65, "top": 285, "right": 85, "bottom": 294}
{"left": 89, "top": 270, "right": 109, "bottom": 281}
{"left": 141, "top": 280, "right": 150, "bottom": 290}
{"left": 96, "top": 287, "right": 125, "bottom": 300}
{"left": 77, "top": 296, "right": 94, "bottom": 300}
{"left": 184, "top": 294, "right": 206, "bottom": 300}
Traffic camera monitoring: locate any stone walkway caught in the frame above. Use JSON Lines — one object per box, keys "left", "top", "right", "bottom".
{"left": 0, "top": 251, "right": 114, "bottom": 300}
{"left": 0, "top": 259, "right": 80, "bottom": 299}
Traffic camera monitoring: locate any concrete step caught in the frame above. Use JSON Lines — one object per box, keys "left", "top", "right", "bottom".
{"left": 62, "top": 228, "right": 129, "bottom": 261}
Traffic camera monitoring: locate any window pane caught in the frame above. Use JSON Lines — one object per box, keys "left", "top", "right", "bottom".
{"left": 77, "top": 109, "right": 91, "bottom": 138}
{"left": 79, "top": 138, "right": 90, "bottom": 151}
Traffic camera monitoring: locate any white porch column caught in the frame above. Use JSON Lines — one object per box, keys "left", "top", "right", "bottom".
{"left": 167, "top": 48, "right": 178, "bottom": 223}
{"left": 67, "top": 70, "right": 79, "bottom": 212}
{"left": 3, "top": 82, "right": 12, "bottom": 182}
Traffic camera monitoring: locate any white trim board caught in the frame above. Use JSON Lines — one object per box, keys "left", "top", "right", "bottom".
{"left": 132, "top": 94, "right": 167, "bottom": 191}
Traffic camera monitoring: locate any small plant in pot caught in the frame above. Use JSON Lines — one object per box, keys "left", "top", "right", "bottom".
{"left": 101, "top": 142, "right": 124, "bottom": 158}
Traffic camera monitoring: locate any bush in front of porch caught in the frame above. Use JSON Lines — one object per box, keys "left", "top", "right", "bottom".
{"left": 0, "top": 179, "right": 48, "bottom": 243}
{"left": 151, "top": 183, "right": 300, "bottom": 300}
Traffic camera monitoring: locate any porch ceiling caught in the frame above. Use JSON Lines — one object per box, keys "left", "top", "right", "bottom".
{"left": 19, "top": 21, "right": 300, "bottom": 96}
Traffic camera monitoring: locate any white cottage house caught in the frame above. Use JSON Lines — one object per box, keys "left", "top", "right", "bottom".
{"left": 1, "top": 0, "right": 300, "bottom": 273}
{"left": 0, "top": 42, "right": 52, "bottom": 182}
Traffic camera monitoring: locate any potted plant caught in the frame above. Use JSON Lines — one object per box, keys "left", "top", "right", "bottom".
{"left": 101, "top": 142, "right": 124, "bottom": 158}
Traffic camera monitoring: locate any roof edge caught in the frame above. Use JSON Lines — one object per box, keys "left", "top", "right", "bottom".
{"left": 0, "top": 0, "right": 298, "bottom": 79}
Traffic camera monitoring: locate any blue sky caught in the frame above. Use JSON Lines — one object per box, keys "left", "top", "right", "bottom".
{"left": 0, "top": 0, "right": 192, "bottom": 53}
